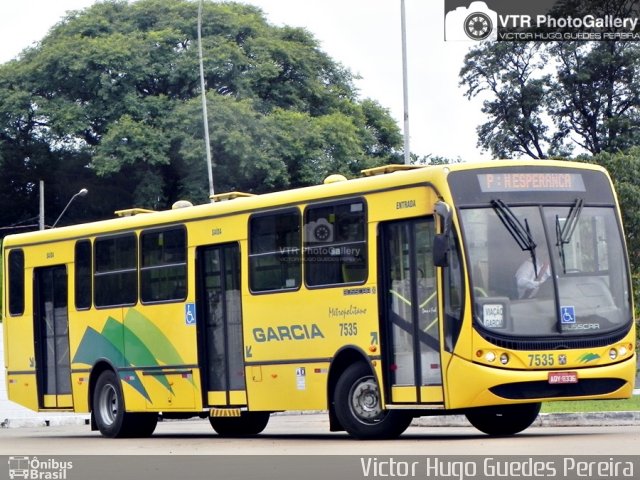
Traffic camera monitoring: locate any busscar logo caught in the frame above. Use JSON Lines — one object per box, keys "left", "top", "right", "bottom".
{"left": 445, "top": 1, "right": 498, "bottom": 41}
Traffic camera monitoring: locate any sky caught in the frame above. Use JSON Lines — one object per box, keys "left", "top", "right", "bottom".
{"left": 0, "top": 0, "right": 489, "bottom": 162}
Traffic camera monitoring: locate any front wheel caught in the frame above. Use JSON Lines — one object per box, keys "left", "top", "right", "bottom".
{"left": 333, "top": 362, "right": 412, "bottom": 440}
{"left": 465, "top": 402, "right": 541, "bottom": 436}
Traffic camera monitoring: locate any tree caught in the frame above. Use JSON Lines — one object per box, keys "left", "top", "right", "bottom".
{"left": 576, "top": 148, "right": 640, "bottom": 272}
{"left": 0, "top": 0, "right": 402, "bottom": 228}
{"left": 460, "top": 41, "right": 640, "bottom": 159}
{"left": 460, "top": 42, "right": 551, "bottom": 159}
{"left": 576, "top": 148, "right": 640, "bottom": 319}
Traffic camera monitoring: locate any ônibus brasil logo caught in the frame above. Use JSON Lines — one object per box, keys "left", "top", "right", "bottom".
{"left": 8, "top": 456, "right": 73, "bottom": 480}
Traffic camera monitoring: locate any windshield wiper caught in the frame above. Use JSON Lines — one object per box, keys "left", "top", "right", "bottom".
{"left": 556, "top": 198, "right": 584, "bottom": 273}
{"left": 491, "top": 199, "right": 538, "bottom": 271}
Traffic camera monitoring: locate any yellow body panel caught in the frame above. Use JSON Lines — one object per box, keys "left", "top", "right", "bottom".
{"left": 246, "top": 362, "right": 329, "bottom": 411}
{"left": 6, "top": 373, "right": 39, "bottom": 411}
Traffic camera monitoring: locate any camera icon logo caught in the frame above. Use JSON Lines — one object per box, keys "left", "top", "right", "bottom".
{"left": 305, "top": 218, "right": 334, "bottom": 243}
{"left": 445, "top": 1, "right": 498, "bottom": 41}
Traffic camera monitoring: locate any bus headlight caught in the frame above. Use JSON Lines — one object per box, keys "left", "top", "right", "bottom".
{"left": 499, "top": 353, "right": 509, "bottom": 365}
{"left": 609, "top": 348, "right": 618, "bottom": 360}
{"left": 485, "top": 351, "right": 496, "bottom": 362}
{"left": 618, "top": 345, "right": 627, "bottom": 356}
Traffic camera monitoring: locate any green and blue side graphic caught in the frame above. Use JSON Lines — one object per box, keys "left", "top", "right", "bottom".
{"left": 72, "top": 309, "right": 193, "bottom": 402}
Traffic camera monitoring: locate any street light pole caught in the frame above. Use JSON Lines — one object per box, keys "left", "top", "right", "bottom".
{"left": 52, "top": 188, "right": 88, "bottom": 228}
{"left": 198, "top": 0, "right": 215, "bottom": 199}
{"left": 401, "top": 0, "right": 411, "bottom": 165}
{"left": 39, "top": 180, "right": 45, "bottom": 230}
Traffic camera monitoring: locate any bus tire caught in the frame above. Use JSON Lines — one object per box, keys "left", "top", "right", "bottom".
{"left": 93, "top": 370, "right": 132, "bottom": 438}
{"left": 128, "top": 413, "right": 158, "bottom": 437}
{"left": 209, "top": 411, "right": 270, "bottom": 437}
{"left": 465, "top": 402, "right": 541, "bottom": 436}
{"left": 333, "top": 362, "right": 412, "bottom": 440}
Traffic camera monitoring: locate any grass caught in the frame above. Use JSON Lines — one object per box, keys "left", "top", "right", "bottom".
{"left": 541, "top": 395, "right": 640, "bottom": 413}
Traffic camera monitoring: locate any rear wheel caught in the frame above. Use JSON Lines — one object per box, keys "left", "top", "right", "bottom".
{"left": 465, "top": 402, "right": 541, "bottom": 436}
{"left": 93, "top": 370, "right": 128, "bottom": 438}
{"left": 333, "top": 362, "right": 412, "bottom": 440}
{"left": 93, "top": 370, "right": 157, "bottom": 438}
{"left": 209, "top": 411, "right": 271, "bottom": 437}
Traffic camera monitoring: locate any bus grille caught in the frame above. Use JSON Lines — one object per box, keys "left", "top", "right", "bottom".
{"left": 478, "top": 330, "right": 629, "bottom": 351}
{"left": 490, "top": 378, "right": 626, "bottom": 399}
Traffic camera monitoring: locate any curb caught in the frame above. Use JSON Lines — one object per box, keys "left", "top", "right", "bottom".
{"left": 1, "top": 415, "right": 90, "bottom": 429}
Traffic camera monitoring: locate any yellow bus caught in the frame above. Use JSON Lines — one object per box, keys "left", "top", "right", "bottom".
{"left": 2, "top": 160, "right": 636, "bottom": 439}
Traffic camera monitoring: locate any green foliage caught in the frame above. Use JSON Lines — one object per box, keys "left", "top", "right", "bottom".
{"left": 460, "top": 41, "right": 640, "bottom": 159}
{"left": 0, "top": 0, "right": 402, "bottom": 227}
{"left": 576, "top": 149, "right": 640, "bottom": 316}
{"left": 541, "top": 396, "right": 640, "bottom": 413}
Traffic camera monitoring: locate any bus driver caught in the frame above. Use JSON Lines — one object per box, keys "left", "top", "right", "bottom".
{"left": 516, "top": 253, "right": 551, "bottom": 299}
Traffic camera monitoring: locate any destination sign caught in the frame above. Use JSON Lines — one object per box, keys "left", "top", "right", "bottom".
{"left": 477, "top": 173, "right": 586, "bottom": 193}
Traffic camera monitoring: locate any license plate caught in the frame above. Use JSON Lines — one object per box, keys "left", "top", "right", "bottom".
{"left": 548, "top": 371, "right": 578, "bottom": 384}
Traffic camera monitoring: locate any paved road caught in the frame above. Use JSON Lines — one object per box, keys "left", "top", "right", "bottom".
{"left": 1, "top": 414, "right": 640, "bottom": 456}
{"left": 3, "top": 414, "right": 640, "bottom": 480}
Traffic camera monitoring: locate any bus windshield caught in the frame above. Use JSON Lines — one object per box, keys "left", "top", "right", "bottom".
{"left": 459, "top": 203, "right": 631, "bottom": 338}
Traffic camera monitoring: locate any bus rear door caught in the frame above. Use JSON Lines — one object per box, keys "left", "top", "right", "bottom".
{"left": 196, "top": 243, "right": 247, "bottom": 408}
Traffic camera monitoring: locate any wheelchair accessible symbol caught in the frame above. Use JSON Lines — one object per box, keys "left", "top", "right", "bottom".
{"left": 561, "top": 306, "right": 576, "bottom": 324}
{"left": 185, "top": 303, "right": 197, "bottom": 326}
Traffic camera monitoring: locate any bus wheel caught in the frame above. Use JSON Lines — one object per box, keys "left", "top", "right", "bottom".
{"left": 93, "top": 370, "right": 129, "bottom": 438}
{"left": 465, "top": 402, "right": 541, "bottom": 436}
{"left": 209, "top": 411, "right": 271, "bottom": 437}
{"left": 128, "top": 413, "right": 158, "bottom": 437}
{"left": 334, "top": 362, "right": 412, "bottom": 440}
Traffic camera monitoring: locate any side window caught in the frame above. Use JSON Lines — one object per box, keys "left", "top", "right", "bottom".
{"left": 8, "top": 249, "right": 25, "bottom": 316}
{"left": 140, "top": 227, "right": 187, "bottom": 303}
{"left": 75, "top": 240, "right": 92, "bottom": 310}
{"left": 94, "top": 234, "right": 137, "bottom": 307}
{"left": 249, "top": 209, "right": 301, "bottom": 292}
{"left": 304, "top": 199, "right": 367, "bottom": 287}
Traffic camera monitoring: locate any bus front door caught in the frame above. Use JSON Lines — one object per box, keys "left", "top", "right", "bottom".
{"left": 381, "top": 219, "right": 444, "bottom": 405}
{"left": 196, "top": 243, "right": 247, "bottom": 408}
{"left": 33, "top": 265, "right": 72, "bottom": 409}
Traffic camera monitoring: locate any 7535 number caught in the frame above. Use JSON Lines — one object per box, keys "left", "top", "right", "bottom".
{"left": 339, "top": 323, "right": 358, "bottom": 336}
{"left": 528, "top": 354, "right": 554, "bottom": 367}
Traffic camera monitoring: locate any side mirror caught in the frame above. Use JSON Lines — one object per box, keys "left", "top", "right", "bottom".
{"left": 433, "top": 201, "right": 452, "bottom": 267}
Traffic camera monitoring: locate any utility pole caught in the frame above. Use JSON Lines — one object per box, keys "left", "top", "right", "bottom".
{"left": 401, "top": 0, "right": 411, "bottom": 165}
{"left": 198, "top": 0, "right": 215, "bottom": 198}
{"left": 39, "top": 180, "right": 45, "bottom": 230}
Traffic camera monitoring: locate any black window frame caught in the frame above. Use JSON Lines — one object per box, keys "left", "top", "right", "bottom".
{"left": 248, "top": 208, "right": 302, "bottom": 294}
{"left": 94, "top": 233, "right": 138, "bottom": 308}
{"left": 8, "top": 249, "right": 25, "bottom": 316}
{"left": 74, "top": 240, "right": 92, "bottom": 310}
{"left": 303, "top": 197, "right": 368, "bottom": 288}
{"left": 140, "top": 225, "right": 188, "bottom": 304}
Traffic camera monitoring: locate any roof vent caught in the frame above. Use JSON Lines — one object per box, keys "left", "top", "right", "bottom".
{"left": 114, "top": 208, "right": 155, "bottom": 217}
{"left": 172, "top": 200, "right": 194, "bottom": 209}
{"left": 361, "top": 165, "right": 421, "bottom": 177}
{"left": 209, "top": 191, "right": 256, "bottom": 202}
{"left": 323, "top": 174, "right": 348, "bottom": 184}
